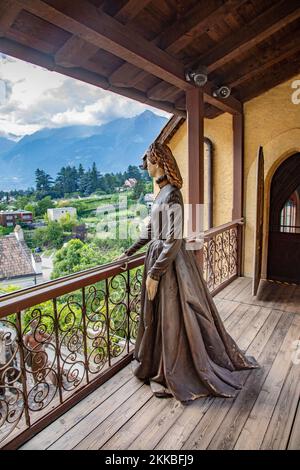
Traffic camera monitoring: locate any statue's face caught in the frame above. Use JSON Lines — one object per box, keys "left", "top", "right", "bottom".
{"left": 146, "top": 156, "right": 157, "bottom": 177}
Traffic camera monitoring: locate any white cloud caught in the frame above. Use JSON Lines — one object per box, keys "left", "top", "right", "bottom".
{"left": 0, "top": 54, "right": 170, "bottom": 138}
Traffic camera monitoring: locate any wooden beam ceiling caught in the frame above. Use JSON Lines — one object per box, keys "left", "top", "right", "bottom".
{"left": 224, "top": 33, "right": 300, "bottom": 89}
{"left": 54, "top": 0, "right": 152, "bottom": 68}
{"left": 14, "top": 0, "right": 242, "bottom": 114}
{"left": 108, "top": 0, "right": 247, "bottom": 89}
{"left": 146, "top": 0, "right": 300, "bottom": 108}
{"left": 0, "top": 36, "right": 185, "bottom": 117}
{"left": 197, "top": 0, "right": 300, "bottom": 74}
{"left": 237, "top": 50, "right": 300, "bottom": 103}
{"left": 0, "top": 0, "right": 21, "bottom": 36}
{"left": 108, "top": 0, "right": 153, "bottom": 25}
{"left": 16, "top": 0, "right": 191, "bottom": 90}
{"left": 54, "top": 36, "right": 99, "bottom": 67}
{"left": 159, "top": 0, "right": 247, "bottom": 55}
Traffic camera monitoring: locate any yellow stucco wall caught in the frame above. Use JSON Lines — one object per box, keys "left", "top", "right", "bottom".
{"left": 244, "top": 74, "right": 300, "bottom": 277}
{"left": 168, "top": 113, "right": 233, "bottom": 231}
{"left": 167, "top": 73, "right": 300, "bottom": 278}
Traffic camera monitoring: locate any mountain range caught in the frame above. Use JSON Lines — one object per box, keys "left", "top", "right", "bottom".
{"left": 0, "top": 110, "right": 168, "bottom": 190}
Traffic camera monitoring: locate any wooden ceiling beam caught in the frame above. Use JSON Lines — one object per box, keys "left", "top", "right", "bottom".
{"left": 54, "top": 0, "right": 152, "bottom": 68}
{"left": 199, "top": 0, "right": 300, "bottom": 74}
{"left": 160, "top": 0, "right": 246, "bottom": 55}
{"left": 16, "top": 0, "right": 242, "bottom": 114}
{"left": 239, "top": 52, "right": 300, "bottom": 103}
{"left": 55, "top": 36, "right": 99, "bottom": 67}
{"left": 17, "top": 0, "right": 191, "bottom": 90}
{"left": 0, "top": 36, "right": 186, "bottom": 117}
{"left": 0, "top": 0, "right": 22, "bottom": 36}
{"left": 110, "top": 0, "right": 153, "bottom": 25}
{"left": 108, "top": 0, "right": 245, "bottom": 88}
{"left": 226, "top": 34, "right": 300, "bottom": 89}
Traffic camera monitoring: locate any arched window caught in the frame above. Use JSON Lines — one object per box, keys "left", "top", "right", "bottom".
{"left": 280, "top": 187, "right": 300, "bottom": 233}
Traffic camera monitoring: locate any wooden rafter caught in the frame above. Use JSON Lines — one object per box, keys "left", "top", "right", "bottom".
{"left": 17, "top": 0, "right": 190, "bottom": 90}
{"left": 109, "top": 0, "right": 153, "bottom": 25}
{"left": 0, "top": 36, "right": 185, "bottom": 117}
{"left": 55, "top": 36, "right": 99, "bottom": 68}
{"left": 109, "top": 0, "right": 246, "bottom": 89}
{"left": 15, "top": 0, "right": 242, "bottom": 114}
{"left": 238, "top": 51, "right": 300, "bottom": 103}
{"left": 54, "top": 0, "right": 152, "bottom": 68}
{"left": 198, "top": 0, "right": 300, "bottom": 74}
{"left": 146, "top": 0, "right": 300, "bottom": 107}
{"left": 226, "top": 34, "right": 300, "bottom": 89}
{"left": 0, "top": 0, "right": 22, "bottom": 36}
{"left": 159, "top": 0, "right": 247, "bottom": 55}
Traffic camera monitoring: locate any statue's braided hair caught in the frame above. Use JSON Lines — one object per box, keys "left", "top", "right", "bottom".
{"left": 141, "top": 142, "right": 183, "bottom": 189}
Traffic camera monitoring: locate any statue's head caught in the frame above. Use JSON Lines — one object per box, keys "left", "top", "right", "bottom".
{"left": 141, "top": 142, "right": 183, "bottom": 189}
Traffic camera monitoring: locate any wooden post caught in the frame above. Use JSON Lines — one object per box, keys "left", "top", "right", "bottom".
{"left": 232, "top": 111, "right": 244, "bottom": 275}
{"left": 186, "top": 87, "right": 205, "bottom": 267}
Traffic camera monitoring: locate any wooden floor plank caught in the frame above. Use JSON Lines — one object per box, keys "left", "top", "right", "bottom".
{"left": 284, "top": 284, "right": 300, "bottom": 315}
{"left": 101, "top": 396, "right": 169, "bottom": 450}
{"left": 223, "top": 302, "right": 251, "bottom": 332}
{"left": 288, "top": 399, "right": 300, "bottom": 449}
{"left": 229, "top": 304, "right": 261, "bottom": 342}
{"left": 48, "top": 375, "right": 144, "bottom": 450}
{"left": 222, "top": 278, "right": 252, "bottom": 301}
{"left": 261, "top": 359, "right": 300, "bottom": 449}
{"left": 127, "top": 399, "right": 185, "bottom": 450}
{"left": 183, "top": 311, "right": 290, "bottom": 450}
{"left": 234, "top": 315, "right": 300, "bottom": 450}
{"left": 20, "top": 365, "right": 133, "bottom": 450}
{"left": 75, "top": 385, "right": 154, "bottom": 449}
{"left": 274, "top": 284, "right": 298, "bottom": 312}
{"left": 237, "top": 306, "right": 272, "bottom": 351}
{"left": 215, "top": 277, "right": 248, "bottom": 300}
{"left": 213, "top": 298, "right": 240, "bottom": 322}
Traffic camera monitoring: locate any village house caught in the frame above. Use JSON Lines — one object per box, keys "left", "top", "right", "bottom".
{"left": 0, "top": 210, "right": 33, "bottom": 228}
{"left": 47, "top": 206, "right": 77, "bottom": 222}
{"left": 0, "top": 226, "right": 42, "bottom": 289}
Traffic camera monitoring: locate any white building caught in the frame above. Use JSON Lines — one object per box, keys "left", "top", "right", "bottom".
{"left": 47, "top": 207, "right": 77, "bottom": 222}
{"left": 144, "top": 193, "right": 155, "bottom": 210}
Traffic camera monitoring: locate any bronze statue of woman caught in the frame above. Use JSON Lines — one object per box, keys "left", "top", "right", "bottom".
{"left": 119, "top": 141, "right": 259, "bottom": 403}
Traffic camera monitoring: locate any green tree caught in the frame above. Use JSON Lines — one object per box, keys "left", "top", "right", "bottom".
{"left": 51, "top": 239, "right": 101, "bottom": 278}
{"left": 126, "top": 165, "right": 142, "bottom": 181}
{"left": 32, "top": 221, "right": 64, "bottom": 249}
{"left": 35, "top": 196, "right": 55, "bottom": 217}
{"left": 58, "top": 213, "right": 78, "bottom": 232}
{"left": 35, "top": 168, "right": 53, "bottom": 194}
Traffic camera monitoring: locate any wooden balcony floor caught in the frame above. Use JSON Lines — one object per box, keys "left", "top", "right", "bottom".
{"left": 20, "top": 277, "right": 300, "bottom": 450}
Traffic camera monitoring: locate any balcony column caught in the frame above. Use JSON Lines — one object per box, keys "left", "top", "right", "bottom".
{"left": 186, "top": 87, "right": 205, "bottom": 267}
{"left": 232, "top": 111, "right": 244, "bottom": 275}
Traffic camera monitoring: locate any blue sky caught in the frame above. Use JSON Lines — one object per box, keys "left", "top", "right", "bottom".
{"left": 0, "top": 54, "right": 170, "bottom": 138}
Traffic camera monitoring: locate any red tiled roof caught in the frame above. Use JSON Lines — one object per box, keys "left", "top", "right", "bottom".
{"left": 0, "top": 235, "right": 35, "bottom": 280}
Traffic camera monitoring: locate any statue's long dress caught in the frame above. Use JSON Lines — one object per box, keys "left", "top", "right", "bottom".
{"left": 125, "top": 183, "right": 259, "bottom": 402}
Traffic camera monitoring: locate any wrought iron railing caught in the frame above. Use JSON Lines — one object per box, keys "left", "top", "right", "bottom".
{"left": 0, "top": 219, "right": 242, "bottom": 449}
{"left": 0, "top": 254, "right": 144, "bottom": 449}
{"left": 203, "top": 218, "right": 243, "bottom": 294}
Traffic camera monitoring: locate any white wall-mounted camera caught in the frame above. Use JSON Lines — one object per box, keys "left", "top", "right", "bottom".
{"left": 212, "top": 85, "right": 231, "bottom": 99}
{"left": 185, "top": 65, "right": 208, "bottom": 87}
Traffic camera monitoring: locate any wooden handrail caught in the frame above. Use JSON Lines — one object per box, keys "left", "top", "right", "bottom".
{"left": 0, "top": 253, "right": 145, "bottom": 318}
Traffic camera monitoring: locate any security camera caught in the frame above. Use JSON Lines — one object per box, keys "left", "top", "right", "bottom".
{"left": 185, "top": 65, "right": 208, "bottom": 87}
{"left": 212, "top": 85, "right": 231, "bottom": 99}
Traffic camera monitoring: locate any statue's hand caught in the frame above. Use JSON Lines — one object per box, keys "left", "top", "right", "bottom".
{"left": 146, "top": 275, "right": 159, "bottom": 301}
{"left": 115, "top": 253, "right": 127, "bottom": 261}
